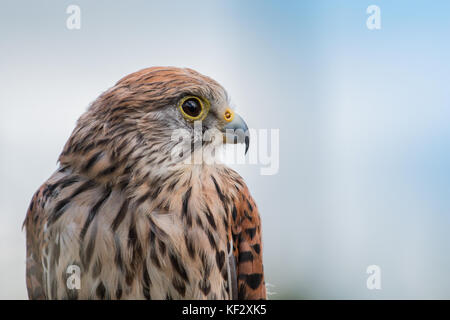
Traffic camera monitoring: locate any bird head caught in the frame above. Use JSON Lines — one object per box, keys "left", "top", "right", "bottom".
{"left": 59, "top": 67, "right": 249, "bottom": 184}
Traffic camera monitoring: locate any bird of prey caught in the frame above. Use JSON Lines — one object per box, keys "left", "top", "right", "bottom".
{"left": 23, "top": 67, "right": 266, "bottom": 300}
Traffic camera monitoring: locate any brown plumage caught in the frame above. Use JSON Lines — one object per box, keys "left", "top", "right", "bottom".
{"left": 23, "top": 67, "right": 266, "bottom": 300}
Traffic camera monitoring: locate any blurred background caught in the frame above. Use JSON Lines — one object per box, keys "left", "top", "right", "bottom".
{"left": 1, "top": 0, "right": 450, "bottom": 299}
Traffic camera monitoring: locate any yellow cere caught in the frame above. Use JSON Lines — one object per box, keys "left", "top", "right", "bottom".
{"left": 223, "top": 108, "right": 234, "bottom": 122}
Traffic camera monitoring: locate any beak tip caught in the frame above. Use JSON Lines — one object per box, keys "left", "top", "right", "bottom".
{"left": 223, "top": 112, "right": 250, "bottom": 154}
{"left": 244, "top": 135, "right": 250, "bottom": 154}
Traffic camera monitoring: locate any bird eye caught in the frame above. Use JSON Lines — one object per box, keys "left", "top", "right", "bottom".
{"left": 178, "top": 96, "right": 209, "bottom": 121}
{"left": 182, "top": 98, "right": 201, "bottom": 117}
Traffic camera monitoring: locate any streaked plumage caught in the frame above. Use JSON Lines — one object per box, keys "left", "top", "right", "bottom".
{"left": 24, "top": 67, "right": 266, "bottom": 300}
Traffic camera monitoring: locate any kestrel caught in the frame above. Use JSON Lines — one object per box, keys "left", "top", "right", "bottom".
{"left": 23, "top": 67, "right": 266, "bottom": 300}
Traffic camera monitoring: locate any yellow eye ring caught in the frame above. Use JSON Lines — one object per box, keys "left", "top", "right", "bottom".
{"left": 178, "top": 96, "right": 210, "bottom": 121}
{"left": 223, "top": 108, "right": 234, "bottom": 122}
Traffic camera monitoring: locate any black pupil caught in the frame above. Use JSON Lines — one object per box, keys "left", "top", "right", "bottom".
{"left": 182, "top": 98, "right": 201, "bottom": 117}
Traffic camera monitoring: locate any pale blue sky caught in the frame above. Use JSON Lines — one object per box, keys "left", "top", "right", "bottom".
{"left": 1, "top": 1, "right": 450, "bottom": 299}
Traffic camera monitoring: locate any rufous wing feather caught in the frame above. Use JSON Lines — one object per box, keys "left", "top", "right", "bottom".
{"left": 231, "top": 186, "right": 266, "bottom": 299}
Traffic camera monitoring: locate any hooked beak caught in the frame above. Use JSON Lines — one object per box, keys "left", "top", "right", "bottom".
{"left": 222, "top": 111, "right": 250, "bottom": 154}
